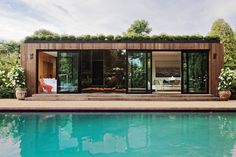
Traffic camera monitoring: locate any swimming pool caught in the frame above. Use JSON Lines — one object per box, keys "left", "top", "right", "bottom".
{"left": 0, "top": 112, "right": 236, "bottom": 157}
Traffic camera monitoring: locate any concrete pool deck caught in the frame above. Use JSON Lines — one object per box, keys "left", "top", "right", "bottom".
{"left": 0, "top": 99, "right": 236, "bottom": 111}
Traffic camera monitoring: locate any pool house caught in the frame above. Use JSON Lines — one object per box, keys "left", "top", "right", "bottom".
{"left": 20, "top": 36, "right": 223, "bottom": 99}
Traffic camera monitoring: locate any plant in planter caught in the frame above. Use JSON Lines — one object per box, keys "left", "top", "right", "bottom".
{"left": 8, "top": 64, "right": 27, "bottom": 100}
{"left": 218, "top": 68, "right": 235, "bottom": 100}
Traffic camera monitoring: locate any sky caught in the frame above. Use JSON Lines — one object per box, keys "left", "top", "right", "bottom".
{"left": 0, "top": 0, "right": 236, "bottom": 41}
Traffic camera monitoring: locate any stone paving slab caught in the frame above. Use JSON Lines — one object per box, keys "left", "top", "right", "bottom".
{"left": 0, "top": 99, "right": 236, "bottom": 111}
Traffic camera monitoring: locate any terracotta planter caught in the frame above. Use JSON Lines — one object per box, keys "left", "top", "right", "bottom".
{"left": 219, "top": 90, "right": 231, "bottom": 101}
{"left": 15, "top": 88, "right": 27, "bottom": 100}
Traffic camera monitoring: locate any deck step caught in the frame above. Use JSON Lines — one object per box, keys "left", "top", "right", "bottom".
{"left": 26, "top": 95, "right": 219, "bottom": 101}
{"left": 32, "top": 93, "right": 214, "bottom": 98}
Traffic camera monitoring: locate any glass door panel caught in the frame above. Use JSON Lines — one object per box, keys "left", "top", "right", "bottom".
{"left": 104, "top": 50, "right": 126, "bottom": 92}
{"left": 182, "top": 51, "right": 209, "bottom": 94}
{"left": 127, "top": 51, "right": 152, "bottom": 93}
{"left": 58, "top": 52, "right": 80, "bottom": 93}
{"left": 92, "top": 51, "right": 104, "bottom": 85}
{"left": 80, "top": 51, "right": 92, "bottom": 92}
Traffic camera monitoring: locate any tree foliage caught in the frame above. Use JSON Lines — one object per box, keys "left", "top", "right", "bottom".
{"left": 33, "top": 29, "right": 57, "bottom": 36}
{"left": 126, "top": 19, "right": 152, "bottom": 35}
{"left": 208, "top": 19, "right": 236, "bottom": 69}
{"left": 0, "top": 41, "right": 20, "bottom": 71}
{"left": 0, "top": 41, "right": 20, "bottom": 54}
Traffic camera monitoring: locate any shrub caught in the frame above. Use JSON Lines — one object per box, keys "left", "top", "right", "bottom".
{"left": 0, "top": 41, "right": 20, "bottom": 98}
{"left": 0, "top": 86, "right": 15, "bottom": 98}
{"left": 114, "top": 35, "right": 122, "bottom": 41}
{"left": 60, "top": 34, "right": 76, "bottom": 41}
{"left": 218, "top": 68, "right": 236, "bottom": 91}
{"left": 90, "top": 35, "right": 98, "bottom": 40}
{"left": 7, "top": 64, "right": 26, "bottom": 89}
{"left": 0, "top": 70, "right": 15, "bottom": 98}
{"left": 77, "top": 35, "right": 91, "bottom": 41}
{"left": 97, "top": 34, "right": 106, "bottom": 40}
{"left": 106, "top": 35, "right": 114, "bottom": 40}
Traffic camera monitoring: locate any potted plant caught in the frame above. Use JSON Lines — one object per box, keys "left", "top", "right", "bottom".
{"left": 218, "top": 68, "right": 235, "bottom": 101}
{"left": 8, "top": 64, "right": 27, "bottom": 100}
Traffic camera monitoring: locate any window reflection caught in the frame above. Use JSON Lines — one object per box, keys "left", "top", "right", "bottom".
{"left": 81, "top": 50, "right": 126, "bottom": 93}
{"left": 182, "top": 51, "right": 209, "bottom": 93}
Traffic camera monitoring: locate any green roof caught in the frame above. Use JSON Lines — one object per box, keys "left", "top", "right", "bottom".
{"left": 24, "top": 34, "right": 220, "bottom": 43}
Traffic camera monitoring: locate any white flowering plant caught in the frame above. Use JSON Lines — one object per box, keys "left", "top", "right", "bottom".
{"left": 218, "top": 68, "right": 236, "bottom": 91}
{"left": 7, "top": 64, "right": 26, "bottom": 89}
{"left": 0, "top": 70, "right": 15, "bottom": 98}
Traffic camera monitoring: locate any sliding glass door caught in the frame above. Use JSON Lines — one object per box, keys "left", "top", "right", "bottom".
{"left": 56, "top": 50, "right": 152, "bottom": 94}
{"left": 127, "top": 51, "right": 152, "bottom": 93}
{"left": 57, "top": 52, "right": 80, "bottom": 93}
{"left": 181, "top": 51, "right": 209, "bottom": 94}
{"left": 80, "top": 50, "right": 126, "bottom": 93}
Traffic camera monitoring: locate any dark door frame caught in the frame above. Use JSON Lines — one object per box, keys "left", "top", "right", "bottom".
{"left": 181, "top": 51, "right": 209, "bottom": 94}
{"left": 36, "top": 49, "right": 210, "bottom": 94}
{"left": 126, "top": 50, "right": 152, "bottom": 94}
{"left": 36, "top": 49, "right": 154, "bottom": 94}
{"left": 57, "top": 51, "right": 81, "bottom": 94}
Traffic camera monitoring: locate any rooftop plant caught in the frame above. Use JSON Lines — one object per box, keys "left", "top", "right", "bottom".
{"left": 24, "top": 34, "right": 220, "bottom": 43}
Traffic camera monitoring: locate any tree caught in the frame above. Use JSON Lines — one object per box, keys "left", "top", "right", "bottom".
{"left": 0, "top": 41, "right": 20, "bottom": 54}
{"left": 0, "top": 40, "right": 20, "bottom": 69}
{"left": 126, "top": 19, "right": 152, "bottom": 35}
{"left": 0, "top": 41, "right": 20, "bottom": 71}
{"left": 208, "top": 19, "right": 236, "bottom": 69}
{"left": 33, "top": 29, "right": 56, "bottom": 36}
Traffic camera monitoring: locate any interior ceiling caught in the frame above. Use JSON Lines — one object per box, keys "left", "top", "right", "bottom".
{"left": 152, "top": 51, "right": 181, "bottom": 56}
{"left": 43, "top": 51, "right": 57, "bottom": 57}
{"left": 153, "top": 51, "right": 181, "bottom": 62}
{"left": 42, "top": 51, "right": 180, "bottom": 58}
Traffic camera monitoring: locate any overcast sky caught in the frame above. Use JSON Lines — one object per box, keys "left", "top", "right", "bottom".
{"left": 0, "top": 0, "right": 236, "bottom": 41}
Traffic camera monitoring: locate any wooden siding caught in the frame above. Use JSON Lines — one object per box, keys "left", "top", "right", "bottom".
{"left": 20, "top": 42, "right": 224, "bottom": 96}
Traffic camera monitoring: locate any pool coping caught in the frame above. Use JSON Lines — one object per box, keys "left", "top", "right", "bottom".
{"left": 0, "top": 99, "right": 236, "bottom": 111}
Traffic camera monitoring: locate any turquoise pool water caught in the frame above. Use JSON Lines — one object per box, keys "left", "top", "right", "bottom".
{"left": 0, "top": 112, "right": 236, "bottom": 157}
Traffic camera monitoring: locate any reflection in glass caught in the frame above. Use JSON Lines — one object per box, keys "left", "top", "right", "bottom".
{"left": 127, "top": 51, "right": 152, "bottom": 93}
{"left": 0, "top": 114, "right": 24, "bottom": 157}
{"left": 58, "top": 52, "right": 79, "bottom": 93}
{"left": 182, "top": 51, "right": 208, "bottom": 93}
{"left": 81, "top": 51, "right": 92, "bottom": 89}
{"left": 104, "top": 50, "right": 126, "bottom": 92}
{"left": 81, "top": 50, "right": 126, "bottom": 93}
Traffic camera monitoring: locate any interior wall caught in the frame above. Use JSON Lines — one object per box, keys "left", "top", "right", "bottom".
{"left": 38, "top": 52, "right": 57, "bottom": 80}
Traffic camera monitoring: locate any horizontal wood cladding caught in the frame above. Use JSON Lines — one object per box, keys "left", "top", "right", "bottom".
{"left": 22, "top": 42, "right": 212, "bottom": 50}
{"left": 20, "top": 42, "right": 224, "bottom": 96}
